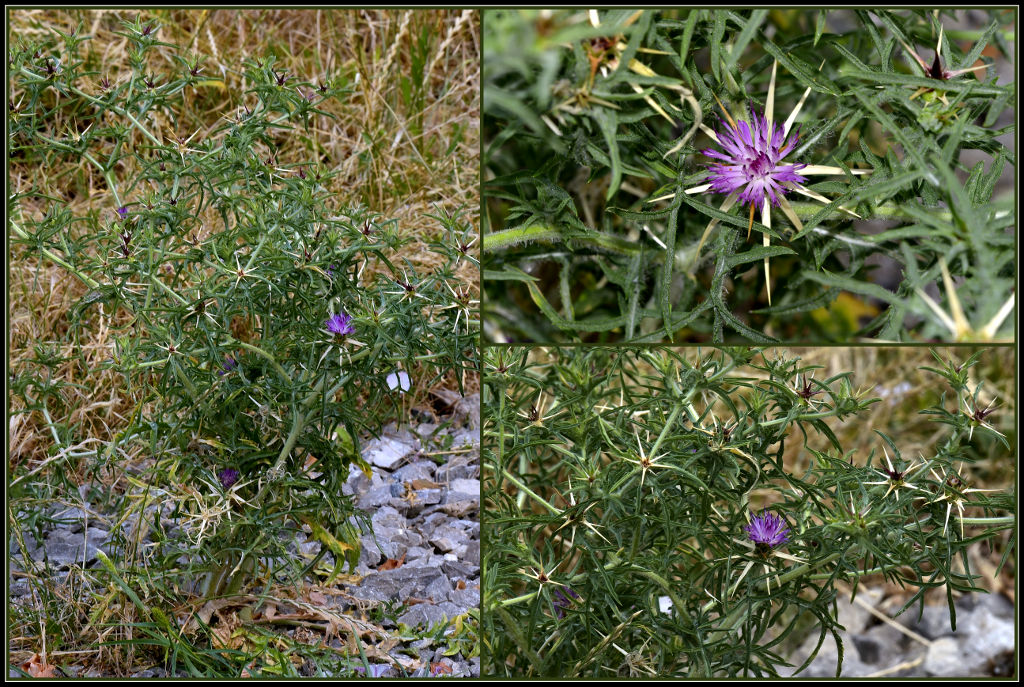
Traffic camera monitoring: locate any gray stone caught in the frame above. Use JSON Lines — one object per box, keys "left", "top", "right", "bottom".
{"left": 10, "top": 531, "right": 39, "bottom": 558}
{"left": 451, "top": 518, "right": 480, "bottom": 537}
{"left": 413, "top": 423, "right": 438, "bottom": 439}
{"left": 924, "top": 636, "right": 964, "bottom": 676}
{"left": 967, "top": 592, "right": 1014, "bottom": 619}
{"left": 435, "top": 463, "right": 478, "bottom": 482}
{"left": 404, "top": 545, "right": 434, "bottom": 563}
{"left": 389, "top": 528, "right": 424, "bottom": 549}
{"left": 357, "top": 484, "right": 395, "bottom": 510}
{"left": 786, "top": 631, "right": 868, "bottom": 678}
{"left": 450, "top": 426, "right": 478, "bottom": 448}
{"left": 420, "top": 511, "right": 450, "bottom": 531}
{"left": 413, "top": 488, "right": 443, "bottom": 506}
{"left": 429, "top": 537, "right": 462, "bottom": 555}
{"left": 371, "top": 506, "right": 407, "bottom": 531}
{"left": 350, "top": 565, "right": 450, "bottom": 603}
{"left": 462, "top": 541, "right": 480, "bottom": 566}
{"left": 361, "top": 535, "right": 406, "bottom": 565}
{"left": 424, "top": 574, "right": 452, "bottom": 602}
{"left": 439, "top": 496, "right": 478, "bottom": 517}
{"left": 450, "top": 585, "right": 480, "bottom": 610}
{"left": 429, "top": 526, "right": 469, "bottom": 554}
{"left": 836, "top": 586, "right": 883, "bottom": 634}
{"left": 360, "top": 537, "right": 384, "bottom": 566}
{"left": 452, "top": 394, "right": 480, "bottom": 428}
{"left": 342, "top": 463, "right": 371, "bottom": 496}
{"left": 364, "top": 434, "right": 418, "bottom": 470}
{"left": 441, "top": 558, "right": 477, "bottom": 579}
{"left": 856, "top": 622, "right": 916, "bottom": 667}
{"left": 391, "top": 460, "right": 437, "bottom": 483}
{"left": 397, "top": 601, "right": 466, "bottom": 628}
{"left": 298, "top": 537, "right": 321, "bottom": 558}
{"left": 448, "top": 478, "right": 479, "bottom": 495}
{"left": 51, "top": 506, "right": 89, "bottom": 533}
{"left": 42, "top": 527, "right": 109, "bottom": 567}
{"left": 960, "top": 611, "right": 1015, "bottom": 674}
{"left": 904, "top": 603, "right": 958, "bottom": 640}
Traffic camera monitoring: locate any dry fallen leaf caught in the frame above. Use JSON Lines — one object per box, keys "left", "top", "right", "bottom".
{"left": 378, "top": 553, "right": 406, "bottom": 571}
{"left": 431, "top": 661, "right": 453, "bottom": 675}
{"left": 21, "top": 653, "right": 57, "bottom": 678}
{"left": 183, "top": 597, "right": 240, "bottom": 634}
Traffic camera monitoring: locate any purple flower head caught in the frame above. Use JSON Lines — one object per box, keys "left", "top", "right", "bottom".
{"left": 115, "top": 206, "right": 129, "bottom": 220}
{"left": 552, "top": 586, "right": 581, "bottom": 618}
{"left": 326, "top": 312, "right": 354, "bottom": 336}
{"left": 218, "top": 357, "right": 238, "bottom": 376}
{"left": 218, "top": 467, "right": 240, "bottom": 489}
{"left": 744, "top": 509, "right": 791, "bottom": 549}
{"left": 703, "top": 104, "right": 807, "bottom": 208}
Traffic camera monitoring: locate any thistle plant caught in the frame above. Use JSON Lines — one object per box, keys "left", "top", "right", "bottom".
{"left": 483, "top": 9, "right": 1014, "bottom": 343}
{"left": 483, "top": 347, "right": 1014, "bottom": 677}
{"left": 9, "top": 15, "right": 477, "bottom": 606}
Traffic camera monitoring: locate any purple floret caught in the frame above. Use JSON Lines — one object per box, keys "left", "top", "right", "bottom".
{"left": 553, "top": 586, "right": 581, "bottom": 618}
{"left": 703, "top": 104, "right": 806, "bottom": 208}
{"left": 218, "top": 357, "right": 238, "bottom": 376}
{"left": 326, "top": 312, "right": 354, "bottom": 336}
{"left": 744, "top": 509, "right": 791, "bottom": 548}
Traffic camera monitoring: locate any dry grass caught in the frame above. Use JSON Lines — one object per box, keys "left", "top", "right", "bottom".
{"left": 9, "top": 9, "right": 478, "bottom": 677}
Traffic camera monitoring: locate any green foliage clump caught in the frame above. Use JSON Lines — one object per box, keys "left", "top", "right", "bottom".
{"left": 483, "top": 346, "right": 1014, "bottom": 677}
{"left": 9, "top": 17, "right": 476, "bottom": 603}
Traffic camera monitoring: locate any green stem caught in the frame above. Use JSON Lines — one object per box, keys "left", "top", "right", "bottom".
{"left": 253, "top": 342, "right": 379, "bottom": 504}
{"left": 149, "top": 273, "right": 188, "bottom": 305}
{"left": 649, "top": 403, "right": 683, "bottom": 459}
{"left": 707, "top": 551, "right": 842, "bottom": 639}
{"left": 484, "top": 225, "right": 642, "bottom": 255}
{"left": 959, "top": 516, "right": 1015, "bottom": 527}
{"left": 496, "top": 466, "right": 560, "bottom": 516}
{"left": 9, "top": 220, "right": 101, "bottom": 289}
{"left": 494, "top": 591, "right": 540, "bottom": 608}
{"left": 67, "top": 85, "right": 163, "bottom": 147}
{"left": 760, "top": 410, "right": 837, "bottom": 427}
{"left": 631, "top": 567, "right": 689, "bottom": 627}
{"left": 232, "top": 340, "right": 291, "bottom": 383}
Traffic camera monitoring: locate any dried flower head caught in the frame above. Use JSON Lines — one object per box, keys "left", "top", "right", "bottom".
{"left": 864, "top": 446, "right": 924, "bottom": 501}
{"left": 218, "top": 467, "right": 240, "bottom": 489}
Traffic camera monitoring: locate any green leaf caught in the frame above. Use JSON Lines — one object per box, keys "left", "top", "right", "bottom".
{"left": 596, "top": 108, "right": 623, "bottom": 201}
{"left": 814, "top": 11, "right": 828, "bottom": 47}
{"left": 726, "top": 243, "right": 796, "bottom": 269}
{"left": 802, "top": 270, "right": 899, "bottom": 305}
{"left": 761, "top": 39, "right": 840, "bottom": 95}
